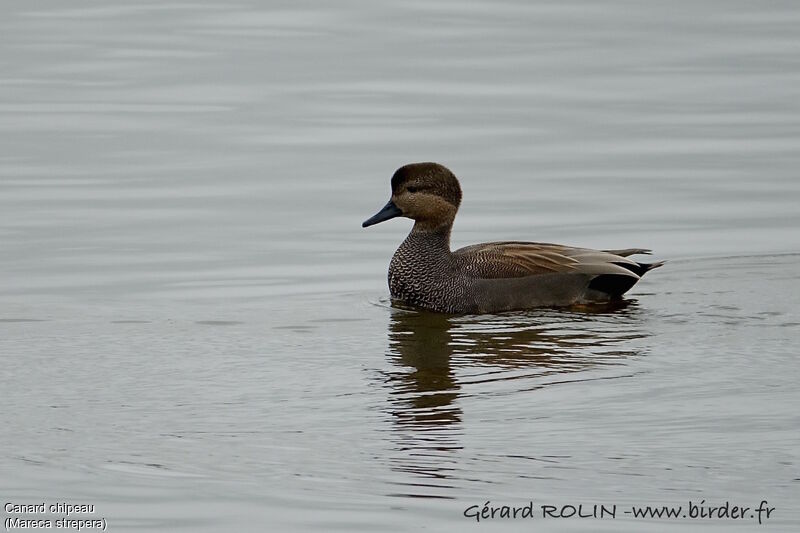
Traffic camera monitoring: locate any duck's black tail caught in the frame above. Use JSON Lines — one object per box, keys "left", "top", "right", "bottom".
{"left": 629, "top": 260, "right": 665, "bottom": 277}
{"left": 587, "top": 259, "right": 665, "bottom": 298}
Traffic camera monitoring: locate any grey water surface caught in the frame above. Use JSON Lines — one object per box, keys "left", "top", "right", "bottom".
{"left": 1, "top": 1, "right": 799, "bottom": 531}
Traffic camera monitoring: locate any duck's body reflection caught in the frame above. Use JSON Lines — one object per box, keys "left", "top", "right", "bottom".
{"left": 381, "top": 301, "right": 648, "bottom": 497}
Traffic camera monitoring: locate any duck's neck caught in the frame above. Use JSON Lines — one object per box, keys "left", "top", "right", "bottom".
{"left": 406, "top": 222, "right": 452, "bottom": 253}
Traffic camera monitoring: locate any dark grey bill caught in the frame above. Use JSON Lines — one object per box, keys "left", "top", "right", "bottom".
{"left": 362, "top": 199, "right": 402, "bottom": 227}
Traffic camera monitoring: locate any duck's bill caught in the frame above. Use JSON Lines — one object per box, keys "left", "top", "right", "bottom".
{"left": 362, "top": 199, "right": 402, "bottom": 227}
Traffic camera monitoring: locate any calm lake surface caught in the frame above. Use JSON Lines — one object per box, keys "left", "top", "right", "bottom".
{"left": 1, "top": 1, "right": 799, "bottom": 531}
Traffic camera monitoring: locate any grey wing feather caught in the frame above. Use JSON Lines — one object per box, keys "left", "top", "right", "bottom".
{"left": 603, "top": 248, "right": 652, "bottom": 257}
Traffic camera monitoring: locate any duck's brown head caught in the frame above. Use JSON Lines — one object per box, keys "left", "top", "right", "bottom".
{"left": 362, "top": 162, "right": 462, "bottom": 230}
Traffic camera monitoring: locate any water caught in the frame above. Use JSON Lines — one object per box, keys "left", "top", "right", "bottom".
{"left": 1, "top": 0, "right": 799, "bottom": 531}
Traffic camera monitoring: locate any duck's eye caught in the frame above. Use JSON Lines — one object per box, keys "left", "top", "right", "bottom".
{"left": 407, "top": 186, "right": 419, "bottom": 193}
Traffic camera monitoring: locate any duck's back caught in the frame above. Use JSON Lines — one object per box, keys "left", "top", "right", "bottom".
{"left": 448, "top": 241, "right": 662, "bottom": 313}
{"left": 454, "top": 241, "right": 650, "bottom": 276}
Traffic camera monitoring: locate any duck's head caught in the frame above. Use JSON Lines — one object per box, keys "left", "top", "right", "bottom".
{"left": 362, "top": 162, "right": 462, "bottom": 229}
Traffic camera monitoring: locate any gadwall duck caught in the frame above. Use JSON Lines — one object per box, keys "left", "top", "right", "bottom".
{"left": 363, "top": 162, "right": 663, "bottom": 313}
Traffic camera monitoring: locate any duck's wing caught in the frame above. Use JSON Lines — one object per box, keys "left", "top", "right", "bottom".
{"left": 453, "top": 241, "right": 645, "bottom": 279}
{"left": 452, "top": 242, "right": 662, "bottom": 309}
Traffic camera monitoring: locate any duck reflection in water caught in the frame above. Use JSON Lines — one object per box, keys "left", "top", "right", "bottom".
{"left": 381, "top": 301, "right": 648, "bottom": 493}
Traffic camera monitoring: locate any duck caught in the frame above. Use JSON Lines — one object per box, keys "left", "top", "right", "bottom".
{"left": 362, "top": 162, "right": 663, "bottom": 314}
